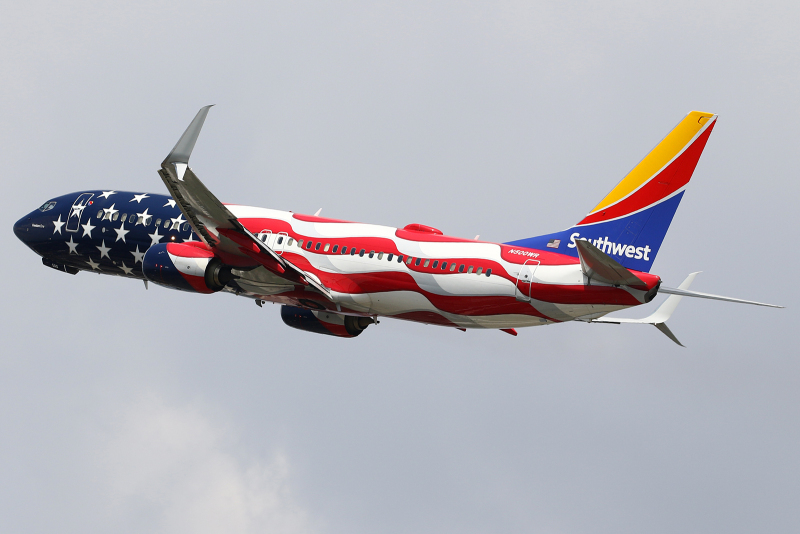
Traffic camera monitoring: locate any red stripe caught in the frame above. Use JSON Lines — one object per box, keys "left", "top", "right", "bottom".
{"left": 579, "top": 122, "right": 715, "bottom": 225}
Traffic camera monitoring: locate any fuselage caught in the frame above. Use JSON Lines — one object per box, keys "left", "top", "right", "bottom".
{"left": 14, "top": 190, "right": 661, "bottom": 330}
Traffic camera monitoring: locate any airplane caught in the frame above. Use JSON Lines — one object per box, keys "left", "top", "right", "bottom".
{"left": 13, "top": 106, "right": 782, "bottom": 345}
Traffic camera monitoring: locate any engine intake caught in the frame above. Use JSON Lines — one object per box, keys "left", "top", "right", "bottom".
{"left": 143, "top": 242, "right": 233, "bottom": 293}
{"left": 281, "top": 305, "right": 372, "bottom": 337}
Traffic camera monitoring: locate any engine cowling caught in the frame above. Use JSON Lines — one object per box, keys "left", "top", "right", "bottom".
{"left": 143, "top": 242, "right": 234, "bottom": 293}
{"left": 280, "top": 305, "right": 372, "bottom": 338}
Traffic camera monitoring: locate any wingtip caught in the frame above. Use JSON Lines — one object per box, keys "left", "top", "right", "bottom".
{"left": 163, "top": 105, "right": 215, "bottom": 167}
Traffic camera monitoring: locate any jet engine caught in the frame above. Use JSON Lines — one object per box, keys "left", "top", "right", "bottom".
{"left": 143, "top": 242, "right": 234, "bottom": 293}
{"left": 280, "top": 305, "right": 372, "bottom": 338}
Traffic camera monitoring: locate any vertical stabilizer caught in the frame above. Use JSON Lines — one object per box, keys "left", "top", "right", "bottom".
{"left": 507, "top": 111, "right": 717, "bottom": 272}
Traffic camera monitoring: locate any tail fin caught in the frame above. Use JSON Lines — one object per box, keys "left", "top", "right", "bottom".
{"left": 507, "top": 111, "right": 717, "bottom": 272}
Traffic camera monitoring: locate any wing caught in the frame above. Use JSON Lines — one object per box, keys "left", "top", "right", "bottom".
{"left": 157, "top": 106, "right": 331, "bottom": 299}
{"left": 593, "top": 272, "right": 701, "bottom": 346}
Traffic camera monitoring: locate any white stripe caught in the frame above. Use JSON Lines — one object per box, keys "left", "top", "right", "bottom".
{"left": 585, "top": 114, "right": 716, "bottom": 216}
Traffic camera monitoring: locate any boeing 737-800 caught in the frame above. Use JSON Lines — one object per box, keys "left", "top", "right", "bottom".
{"left": 13, "top": 107, "right": 781, "bottom": 344}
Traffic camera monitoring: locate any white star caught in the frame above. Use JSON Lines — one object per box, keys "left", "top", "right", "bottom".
{"left": 99, "top": 190, "right": 116, "bottom": 199}
{"left": 96, "top": 240, "right": 111, "bottom": 259}
{"left": 148, "top": 228, "right": 163, "bottom": 247}
{"left": 86, "top": 257, "right": 101, "bottom": 270}
{"left": 119, "top": 261, "right": 134, "bottom": 275}
{"left": 70, "top": 203, "right": 86, "bottom": 219}
{"left": 163, "top": 198, "right": 177, "bottom": 208}
{"left": 130, "top": 193, "right": 150, "bottom": 203}
{"left": 66, "top": 236, "right": 79, "bottom": 255}
{"left": 81, "top": 221, "right": 96, "bottom": 238}
{"left": 135, "top": 208, "right": 152, "bottom": 226}
{"left": 102, "top": 203, "right": 118, "bottom": 220}
{"left": 114, "top": 221, "right": 130, "bottom": 242}
{"left": 169, "top": 213, "right": 186, "bottom": 230}
{"left": 52, "top": 214, "right": 65, "bottom": 235}
{"left": 130, "top": 245, "right": 145, "bottom": 264}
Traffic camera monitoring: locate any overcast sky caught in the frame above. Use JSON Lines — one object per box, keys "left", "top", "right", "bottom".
{"left": 2, "top": 1, "right": 799, "bottom": 533}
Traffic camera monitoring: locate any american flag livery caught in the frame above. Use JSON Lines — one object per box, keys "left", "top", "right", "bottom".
{"left": 13, "top": 107, "right": 781, "bottom": 345}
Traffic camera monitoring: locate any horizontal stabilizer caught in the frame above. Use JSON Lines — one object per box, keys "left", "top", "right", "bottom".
{"left": 659, "top": 286, "right": 783, "bottom": 308}
{"left": 574, "top": 239, "right": 647, "bottom": 288}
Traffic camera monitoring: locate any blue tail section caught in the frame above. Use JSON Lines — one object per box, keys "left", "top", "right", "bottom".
{"left": 506, "top": 192, "right": 684, "bottom": 272}
{"left": 506, "top": 111, "right": 718, "bottom": 273}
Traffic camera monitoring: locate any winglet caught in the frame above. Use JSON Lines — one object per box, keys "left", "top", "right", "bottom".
{"left": 654, "top": 323, "right": 684, "bottom": 347}
{"left": 162, "top": 105, "right": 214, "bottom": 169}
{"left": 592, "top": 272, "right": 700, "bottom": 346}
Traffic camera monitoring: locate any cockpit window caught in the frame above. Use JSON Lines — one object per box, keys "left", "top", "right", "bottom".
{"left": 38, "top": 201, "right": 56, "bottom": 212}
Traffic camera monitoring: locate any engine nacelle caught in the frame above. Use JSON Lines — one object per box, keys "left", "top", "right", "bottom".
{"left": 280, "top": 305, "right": 372, "bottom": 338}
{"left": 143, "top": 242, "right": 234, "bottom": 293}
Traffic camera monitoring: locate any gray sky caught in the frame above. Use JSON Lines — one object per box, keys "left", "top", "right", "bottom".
{"left": 2, "top": 1, "right": 798, "bottom": 533}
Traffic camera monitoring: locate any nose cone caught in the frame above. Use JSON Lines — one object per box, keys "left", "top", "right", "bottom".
{"left": 13, "top": 214, "right": 31, "bottom": 243}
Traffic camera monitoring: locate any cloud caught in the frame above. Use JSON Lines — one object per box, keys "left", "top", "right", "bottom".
{"left": 96, "top": 394, "right": 316, "bottom": 534}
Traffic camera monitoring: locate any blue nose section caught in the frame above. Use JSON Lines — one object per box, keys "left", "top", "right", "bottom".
{"left": 13, "top": 214, "right": 31, "bottom": 243}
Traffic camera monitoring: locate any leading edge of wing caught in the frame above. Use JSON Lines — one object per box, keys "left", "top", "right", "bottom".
{"left": 158, "top": 106, "right": 332, "bottom": 300}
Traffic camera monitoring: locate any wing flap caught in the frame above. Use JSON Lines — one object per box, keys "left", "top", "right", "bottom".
{"left": 157, "top": 106, "right": 332, "bottom": 300}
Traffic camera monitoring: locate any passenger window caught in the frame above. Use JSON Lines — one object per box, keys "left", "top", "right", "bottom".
{"left": 387, "top": 253, "right": 393, "bottom": 261}
{"left": 406, "top": 257, "right": 413, "bottom": 265}
{"left": 96, "top": 210, "right": 103, "bottom": 218}
{"left": 476, "top": 267, "right": 483, "bottom": 275}
{"left": 112, "top": 212, "right": 119, "bottom": 221}
{"left": 415, "top": 258, "right": 421, "bottom": 266}
{"left": 341, "top": 246, "right": 348, "bottom": 254}
{"left": 423, "top": 259, "right": 430, "bottom": 267}
{"left": 369, "top": 251, "right": 374, "bottom": 258}
{"left": 129, "top": 214, "right": 136, "bottom": 223}
{"left": 146, "top": 217, "right": 153, "bottom": 227}
{"left": 164, "top": 220, "right": 170, "bottom": 229}
{"left": 450, "top": 263, "right": 457, "bottom": 272}
{"left": 120, "top": 213, "right": 126, "bottom": 221}
{"left": 297, "top": 239, "right": 304, "bottom": 247}
{"left": 441, "top": 262, "right": 447, "bottom": 270}
{"left": 306, "top": 241, "right": 313, "bottom": 249}
{"left": 359, "top": 249, "right": 365, "bottom": 257}
{"left": 378, "top": 252, "right": 384, "bottom": 260}
{"left": 277, "top": 236, "right": 284, "bottom": 244}
{"left": 351, "top": 248, "right": 356, "bottom": 256}
{"left": 155, "top": 218, "right": 161, "bottom": 227}
{"left": 467, "top": 266, "right": 474, "bottom": 274}
{"left": 332, "top": 245, "right": 338, "bottom": 253}
{"left": 315, "top": 242, "right": 321, "bottom": 251}
{"left": 459, "top": 265, "right": 465, "bottom": 273}
{"left": 287, "top": 238, "right": 294, "bottom": 246}
{"left": 432, "top": 261, "right": 438, "bottom": 268}
{"left": 486, "top": 268, "right": 492, "bottom": 277}
{"left": 323, "top": 243, "right": 329, "bottom": 252}
{"left": 183, "top": 223, "right": 190, "bottom": 231}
